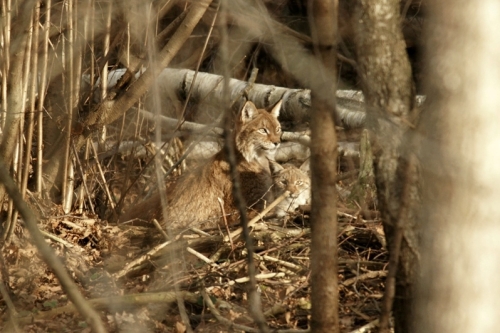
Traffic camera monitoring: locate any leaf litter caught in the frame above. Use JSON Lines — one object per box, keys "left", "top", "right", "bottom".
{"left": 1, "top": 149, "right": 387, "bottom": 333}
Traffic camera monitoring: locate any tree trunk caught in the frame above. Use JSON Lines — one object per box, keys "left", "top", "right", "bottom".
{"left": 353, "top": 0, "right": 420, "bottom": 331}
{"left": 416, "top": 1, "right": 500, "bottom": 332}
{"left": 42, "top": 77, "right": 70, "bottom": 200}
{"left": 308, "top": 0, "right": 339, "bottom": 332}
{"left": 0, "top": 9, "right": 32, "bottom": 205}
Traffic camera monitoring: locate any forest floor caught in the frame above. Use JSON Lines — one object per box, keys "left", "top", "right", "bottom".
{"left": 1, "top": 150, "right": 387, "bottom": 333}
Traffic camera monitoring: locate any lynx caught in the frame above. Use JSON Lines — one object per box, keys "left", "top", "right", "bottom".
{"left": 119, "top": 100, "right": 282, "bottom": 231}
{"left": 270, "top": 160, "right": 311, "bottom": 217}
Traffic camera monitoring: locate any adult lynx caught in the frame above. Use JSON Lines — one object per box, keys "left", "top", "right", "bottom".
{"left": 270, "top": 160, "right": 311, "bottom": 217}
{"left": 119, "top": 100, "right": 282, "bottom": 230}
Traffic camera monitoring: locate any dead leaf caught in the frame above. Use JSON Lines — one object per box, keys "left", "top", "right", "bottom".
{"left": 175, "top": 321, "right": 186, "bottom": 333}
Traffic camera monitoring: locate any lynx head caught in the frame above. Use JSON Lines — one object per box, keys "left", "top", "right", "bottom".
{"left": 235, "top": 100, "right": 282, "bottom": 162}
{"left": 270, "top": 160, "right": 311, "bottom": 217}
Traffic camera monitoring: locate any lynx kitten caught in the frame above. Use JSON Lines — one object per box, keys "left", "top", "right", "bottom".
{"left": 120, "top": 100, "right": 282, "bottom": 230}
{"left": 270, "top": 160, "right": 311, "bottom": 217}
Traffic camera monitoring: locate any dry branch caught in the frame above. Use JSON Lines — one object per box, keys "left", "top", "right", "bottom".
{"left": 113, "top": 239, "right": 176, "bottom": 280}
{"left": 349, "top": 319, "right": 380, "bottom": 333}
{"left": 342, "top": 270, "right": 388, "bottom": 287}
{"left": 16, "top": 291, "right": 201, "bottom": 325}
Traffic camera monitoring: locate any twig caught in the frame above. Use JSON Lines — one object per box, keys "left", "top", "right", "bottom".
{"left": 59, "top": 220, "right": 85, "bottom": 231}
{"left": 218, "top": 197, "right": 234, "bottom": 250}
{"left": 152, "top": 218, "right": 169, "bottom": 240}
{"left": 342, "top": 270, "right": 388, "bottom": 286}
{"left": 255, "top": 253, "right": 302, "bottom": 272}
{"left": 224, "top": 191, "right": 290, "bottom": 242}
{"left": 189, "top": 227, "right": 211, "bottom": 237}
{"left": 233, "top": 272, "right": 285, "bottom": 283}
{"left": 186, "top": 247, "right": 218, "bottom": 267}
{"left": 39, "top": 230, "right": 74, "bottom": 248}
{"left": 209, "top": 242, "right": 231, "bottom": 263}
{"left": 338, "top": 259, "right": 386, "bottom": 266}
{"left": 113, "top": 239, "right": 174, "bottom": 279}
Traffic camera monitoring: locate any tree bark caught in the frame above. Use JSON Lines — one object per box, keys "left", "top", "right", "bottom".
{"left": 308, "top": 1, "right": 339, "bottom": 332}
{"left": 415, "top": 1, "right": 500, "bottom": 332}
{"left": 353, "top": 0, "right": 420, "bottom": 331}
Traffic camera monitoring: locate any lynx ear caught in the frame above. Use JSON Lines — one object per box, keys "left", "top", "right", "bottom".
{"left": 269, "top": 159, "right": 284, "bottom": 175}
{"left": 240, "top": 101, "right": 258, "bottom": 123}
{"left": 299, "top": 158, "right": 310, "bottom": 175}
{"left": 270, "top": 100, "right": 282, "bottom": 118}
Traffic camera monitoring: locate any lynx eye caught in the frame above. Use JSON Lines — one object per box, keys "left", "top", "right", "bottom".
{"left": 259, "top": 128, "right": 269, "bottom": 134}
{"left": 276, "top": 126, "right": 281, "bottom": 133}
{"left": 296, "top": 181, "right": 303, "bottom": 186}
{"left": 279, "top": 178, "right": 287, "bottom": 185}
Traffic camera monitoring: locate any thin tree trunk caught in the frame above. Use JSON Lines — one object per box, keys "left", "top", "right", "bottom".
{"left": 0, "top": 24, "right": 30, "bottom": 205}
{"left": 62, "top": 0, "right": 76, "bottom": 213}
{"left": 416, "top": 1, "right": 500, "bottom": 332}
{"left": 308, "top": 0, "right": 339, "bottom": 332}
{"left": 21, "top": 1, "right": 40, "bottom": 197}
{"left": 36, "top": 0, "right": 51, "bottom": 194}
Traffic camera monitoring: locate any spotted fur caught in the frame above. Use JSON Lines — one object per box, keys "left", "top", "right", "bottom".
{"left": 270, "top": 160, "right": 311, "bottom": 217}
